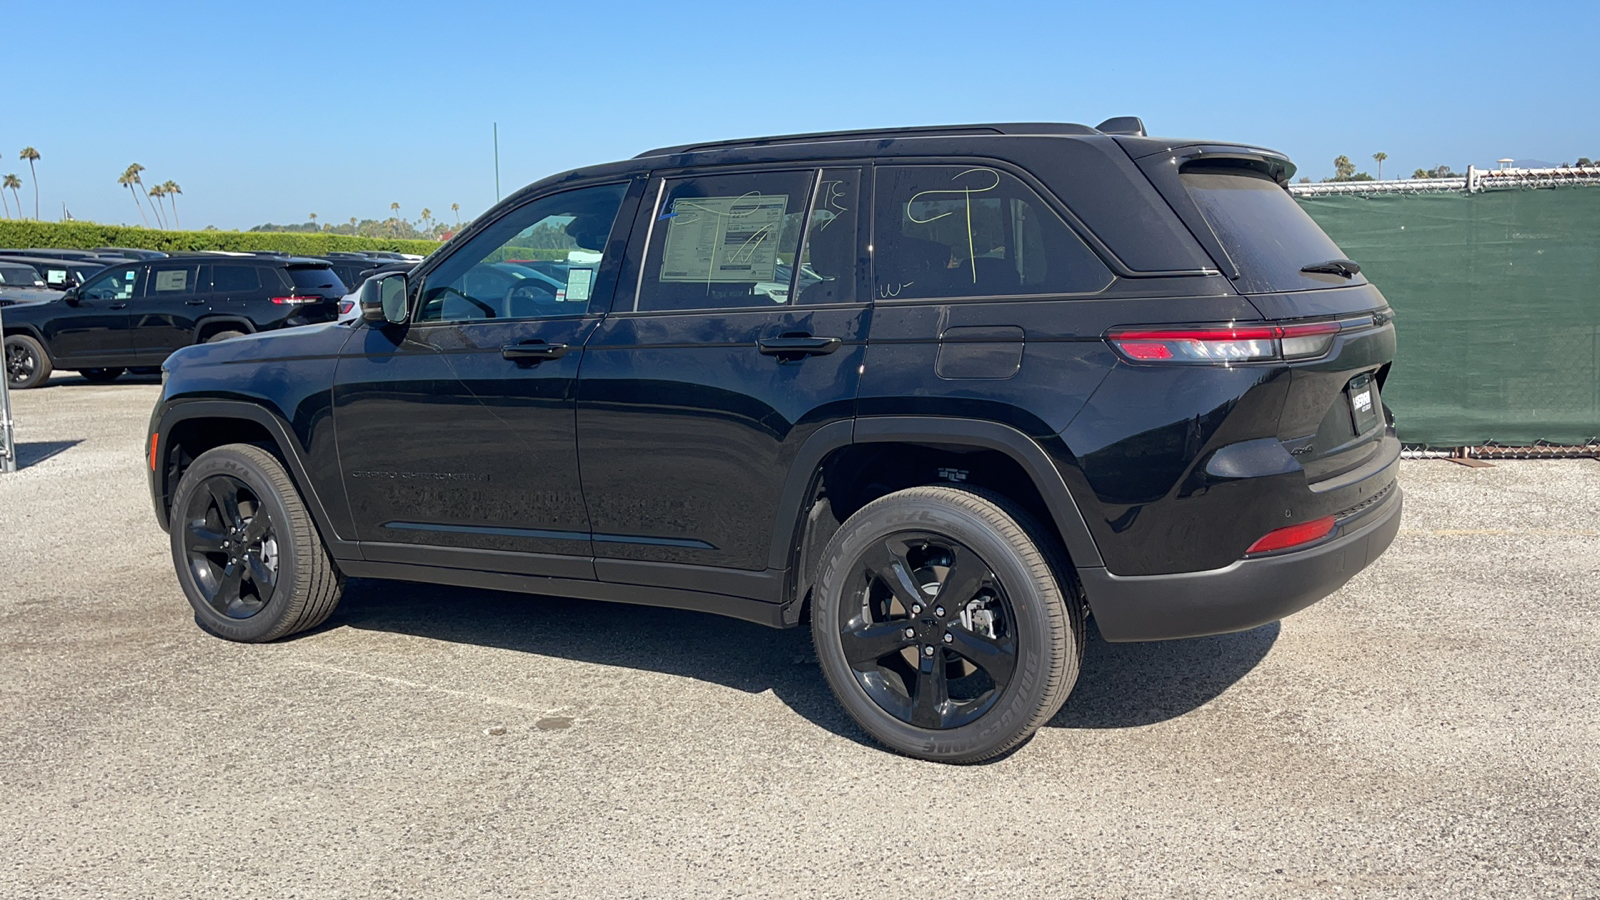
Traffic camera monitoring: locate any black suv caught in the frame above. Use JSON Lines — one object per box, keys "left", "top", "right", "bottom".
{"left": 146, "top": 121, "right": 1401, "bottom": 762}
{"left": 4, "top": 255, "right": 345, "bottom": 387}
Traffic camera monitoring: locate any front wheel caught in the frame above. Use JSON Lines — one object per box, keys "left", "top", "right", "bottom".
{"left": 811, "top": 486, "right": 1082, "bottom": 763}
{"left": 5, "top": 334, "right": 52, "bottom": 389}
{"left": 169, "top": 444, "right": 343, "bottom": 642}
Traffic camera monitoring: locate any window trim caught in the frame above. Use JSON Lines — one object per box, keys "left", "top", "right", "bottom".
{"left": 408, "top": 179, "right": 635, "bottom": 327}
{"left": 866, "top": 161, "right": 1117, "bottom": 305}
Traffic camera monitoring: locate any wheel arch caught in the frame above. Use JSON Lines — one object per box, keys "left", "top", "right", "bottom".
{"left": 773, "top": 417, "right": 1104, "bottom": 625}
{"left": 154, "top": 401, "right": 352, "bottom": 558}
{"left": 193, "top": 316, "right": 257, "bottom": 342}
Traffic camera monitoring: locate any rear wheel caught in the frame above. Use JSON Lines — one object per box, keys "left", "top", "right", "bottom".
{"left": 169, "top": 444, "right": 343, "bottom": 642}
{"left": 811, "top": 486, "right": 1081, "bottom": 763}
{"left": 4, "top": 334, "right": 52, "bottom": 389}
{"left": 79, "top": 367, "right": 125, "bottom": 383}
{"left": 204, "top": 330, "right": 245, "bottom": 344}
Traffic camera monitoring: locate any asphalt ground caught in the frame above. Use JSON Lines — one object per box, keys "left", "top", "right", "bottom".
{"left": 1, "top": 373, "right": 1596, "bottom": 899}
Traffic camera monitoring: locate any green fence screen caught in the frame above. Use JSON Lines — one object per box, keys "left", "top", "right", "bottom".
{"left": 1298, "top": 189, "right": 1600, "bottom": 446}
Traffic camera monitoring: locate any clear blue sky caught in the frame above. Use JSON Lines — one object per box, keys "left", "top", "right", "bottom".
{"left": 11, "top": 0, "right": 1597, "bottom": 231}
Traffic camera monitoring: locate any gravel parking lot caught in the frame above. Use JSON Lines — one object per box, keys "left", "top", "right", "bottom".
{"left": 1, "top": 374, "right": 1596, "bottom": 898}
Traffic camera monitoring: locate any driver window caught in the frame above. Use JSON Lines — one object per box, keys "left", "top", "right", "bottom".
{"left": 418, "top": 183, "right": 627, "bottom": 324}
{"left": 80, "top": 265, "right": 140, "bottom": 302}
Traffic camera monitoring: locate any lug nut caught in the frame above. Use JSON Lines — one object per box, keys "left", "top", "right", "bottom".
{"left": 903, "top": 627, "right": 915, "bottom": 639}
{"left": 923, "top": 645, "right": 935, "bottom": 657}
{"left": 935, "top": 606, "right": 945, "bottom": 617}
{"left": 911, "top": 604, "right": 922, "bottom": 615}
{"left": 943, "top": 633, "right": 954, "bottom": 643}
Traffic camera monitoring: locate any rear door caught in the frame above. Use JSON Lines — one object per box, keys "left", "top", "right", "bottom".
{"left": 131, "top": 260, "right": 205, "bottom": 363}
{"left": 576, "top": 166, "right": 870, "bottom": 587}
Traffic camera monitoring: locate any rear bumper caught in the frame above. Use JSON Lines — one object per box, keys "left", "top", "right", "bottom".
{"left": 1081, "top": 484, "right": 1403, "bottom": 642}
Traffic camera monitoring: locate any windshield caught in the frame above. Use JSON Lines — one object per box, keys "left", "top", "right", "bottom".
{"left": 0, "top": 265, "right": 44, "bottom": 286}
{"left": 1181, "top": 165, "right": 1363, "bottom": 293}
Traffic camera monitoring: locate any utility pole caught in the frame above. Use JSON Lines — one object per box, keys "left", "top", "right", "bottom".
{"left": 494, "top": 122, "right": 501, "bottom": 202}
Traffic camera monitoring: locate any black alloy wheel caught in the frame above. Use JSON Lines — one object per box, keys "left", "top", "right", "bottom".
{"left": 180, "top": 474, "right": 280, "bottom": 620}
{"left": 839, "top": 534, "right": 1017, "bottom": 730}
{"left": 5, "top": 334, "right": 51, "bottom": 389}
{"left": 169, "top": 444, "right": 343, "bottom": 642}
{"left": 812, "top": 486, "right": 1082, "bottom": 763}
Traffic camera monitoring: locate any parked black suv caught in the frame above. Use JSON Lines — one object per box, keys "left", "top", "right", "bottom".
{"left": 4, "top": 255, "right": 345, "bottom": 387}
{"left": 147, "top": 121, "right": 1401, "bottom": 762}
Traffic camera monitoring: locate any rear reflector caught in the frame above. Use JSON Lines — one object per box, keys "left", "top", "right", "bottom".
{"left": 1246, "top": 516, "right": 1336, "bottom": 554}
{"left": 1108, "top": 322, "right": 1341, "bottom": 364}
{"left": 149, "top": 432, "right": 159, "bottom": 472}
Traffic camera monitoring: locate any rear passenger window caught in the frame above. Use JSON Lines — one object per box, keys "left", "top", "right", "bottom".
{"left": 145, "top": 264, "right": 199, "bottom": 296}
{"left": 873, "top": 166, "right": 1111, "bottom": 300}
{"left": 635, "top": 170, "right": 811, "bottom": 312}
{"left": 794, "top": 169, "right": 861, "bottom": 305}
{"left": 212, "top": 265, "right": 261, "bottom": 292}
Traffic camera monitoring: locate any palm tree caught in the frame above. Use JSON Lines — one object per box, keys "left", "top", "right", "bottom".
{"left": 451, "top": 202, "right": 460, "bottom": 225}
{"left": 148, "top": 185, "right": 168, "bottom": 228}
{"left": 309, "top": 212, "right": 318, "bottom": 230}
{"left": 1373, "top": 152, "right": 1388, "bottom": 180}
{"left": 19, "top": 147, "right": 39, "bottom": 219}
{"left": 3, "top": 175, "right": 22, "bottom": 220}
{"left": 127, "top": 163, "right": 155, "bottom": 224}
{"left": 161, "top": 181, "right": 182, "bottom": 229}
{"left": 420, "top": 207, "right": 432, "bottom": 232}
{"left": 120, "top": 165, "right": 149, "bottom": 226}
{"left": 0, "top": 182, "right": 10, "bottom": 219}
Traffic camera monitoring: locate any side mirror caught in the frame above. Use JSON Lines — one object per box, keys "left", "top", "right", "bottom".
{"left": 61, "top": 289, "right": 81, "bottom": 306}
{"left": 360, "top": 273, "right": 409, "bottom": 325}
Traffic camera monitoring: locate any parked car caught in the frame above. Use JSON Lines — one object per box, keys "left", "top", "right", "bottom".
{"left": 3, "top": 248, "right": 108, "bottom": 262}
{"left": 336, "top": 261, "right": 415, "bottom": 321}
{"left": 0, "top": 254, "right": 113, "bottom": 291}
{"left": 146, "top": 120, "right": 1401, "bottom": 762}
{"left": 0, "top": 263, "right": 65, "bottom": 306}
{"left": 92, "top": 247, "right": 169, "bottom": 260}
{"left": 3, "top": 255, "right": 346, "bottom": 388}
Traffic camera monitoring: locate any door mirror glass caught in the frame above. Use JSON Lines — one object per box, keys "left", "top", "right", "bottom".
{"left": 361, "top": 273, "right": 409, "bottom": 325}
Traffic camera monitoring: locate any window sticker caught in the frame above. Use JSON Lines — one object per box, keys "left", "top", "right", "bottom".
{"left": 659, "top": 193, "right": 786, "bottom": 283}
{"left": 47, "top": 269, "right": 67, "bottom": 284}
{"left": 154, "top": 270, "right": 189, "bottom": 292}
{"left": 124, "top": 270, "right": 137, "bottom": 280}
{"left": 566, "top": 267, "right": 593, "bottom": 302}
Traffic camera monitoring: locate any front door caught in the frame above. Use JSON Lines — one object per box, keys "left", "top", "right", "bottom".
{"left": 577, "top": 167, "right": 870, "bottom": 581}
{"left": 334, "top": 180, "right": 640, "bottom": 579}
{"left": 47, "top": 263, "right": 140, "bottom": 366}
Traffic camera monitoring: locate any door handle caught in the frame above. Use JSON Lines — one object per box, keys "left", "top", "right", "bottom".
{"left": 109, "top": 302, "right": 127, "bottom": 309}
{"left": 186, "top": 298, "right": 205, "bottom": 305}
{"left": 758, "top": 335, "right": 842, "bottom": 358}
{"left": 501, "top": 340, "right": 569, "bottom": 363}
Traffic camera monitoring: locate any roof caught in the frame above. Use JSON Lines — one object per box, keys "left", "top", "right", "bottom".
{"left": 634, "top": 119, "right": 1147, "bottom": 159}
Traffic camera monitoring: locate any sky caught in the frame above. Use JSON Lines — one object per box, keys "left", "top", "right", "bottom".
{"left": 8, "top": 0, "right": 1598, "bottom": 231}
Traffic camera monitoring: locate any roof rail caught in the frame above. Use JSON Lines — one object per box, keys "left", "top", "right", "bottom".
{"left": 634, "top": 122, "right": 1101, "bottom": 158}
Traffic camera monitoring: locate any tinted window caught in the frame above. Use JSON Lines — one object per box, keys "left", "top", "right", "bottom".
{"left": 1180, "top": 165, "right": 1360, "bottom": 293}
{"left": 79, "top": 265, "right": 139, "bottom": 301}
{"left": 287, "top": 265, "right": 345, "bottom": 294}
{"left": 793, "top": 168, "right": 861, "bottom": 305}
{"left": 420, "top": 183, "right": 626, "bottom": 323}
{"left": 145, "top": 264, "right": 199, "bottom": 296}
{"left": 873, "top": 165, "right": 1111, "bottom": 300}
{"left": 212, "top": 265, "right": 261, "bottom": 292}
{"left": 636, "top": 170, "right": 811, "bottom": 312}
{"left": 0, "top": 265, "right": 44, "bottom": 286}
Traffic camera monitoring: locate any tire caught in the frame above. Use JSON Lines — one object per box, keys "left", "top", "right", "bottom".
{"left": 169, "top": 443, "right": 343, "bottom": 642}
{"left": 204, "top": 330, "right": 245, "bottom": 344}
{"left": 4, "top": 334, "right": 53, "bottom": 389}
{"left": 811, "top": 486, "right": 1082, "bottom": 763}
{"left": 79, "top": 367, "right": 125, "bottom": 383}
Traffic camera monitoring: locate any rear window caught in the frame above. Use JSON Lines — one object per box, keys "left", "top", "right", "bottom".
{"left": 0, "top": 265, "right": 44, "bottom": 286}
{"left": 286, "top": 265, "right": 345, "bottom": 294}
{"left": 1181, "top": 165, "right": 1361, "bottom": 293}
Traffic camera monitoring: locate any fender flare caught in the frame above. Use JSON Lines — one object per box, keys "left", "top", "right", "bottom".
{"left": 766, "top": 415, "right": 1105, "bottom": 574}
{"left": 192, "top": 316, "right": 257, "bottom": 341}
{"left": 2, "top": 322, "right": 50, "bottom": 352}
{"left": 152, "top": 400, "right": 356, "bottom": 559}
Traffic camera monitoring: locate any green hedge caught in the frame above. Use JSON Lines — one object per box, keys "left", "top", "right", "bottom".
{"left": 0, "top": 221, "right": 441, "bottom": 257}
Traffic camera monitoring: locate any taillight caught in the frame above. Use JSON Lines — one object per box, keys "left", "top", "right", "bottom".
{"left": 270, "top": 295, "right": 314, "bottom": 305}
{"left": 1107, "top": 322, "right": 1341, "bottom": 364}
{"left": 338, "top": 299, "right": 354, "bottom": 315}
{"left": 1246, "top": 516, "right": 1336, "bottom": 555}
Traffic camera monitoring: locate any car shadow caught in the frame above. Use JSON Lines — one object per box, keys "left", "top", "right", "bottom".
{"left": 13, "top": 439, "right": 83, "bottom": 468}
{"left": 327, "top": 578, "right": 1276, "bottom": 746}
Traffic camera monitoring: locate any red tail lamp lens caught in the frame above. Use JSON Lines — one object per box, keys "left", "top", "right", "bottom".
{"left": 270, "top": 296, "right": 313, "bottom": 305}
{"left": 1108, "top": 322, "right": 1342, "bottom": 363}
{"left": 1246, "top": 516, "right": 1336, "bottom": 554}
